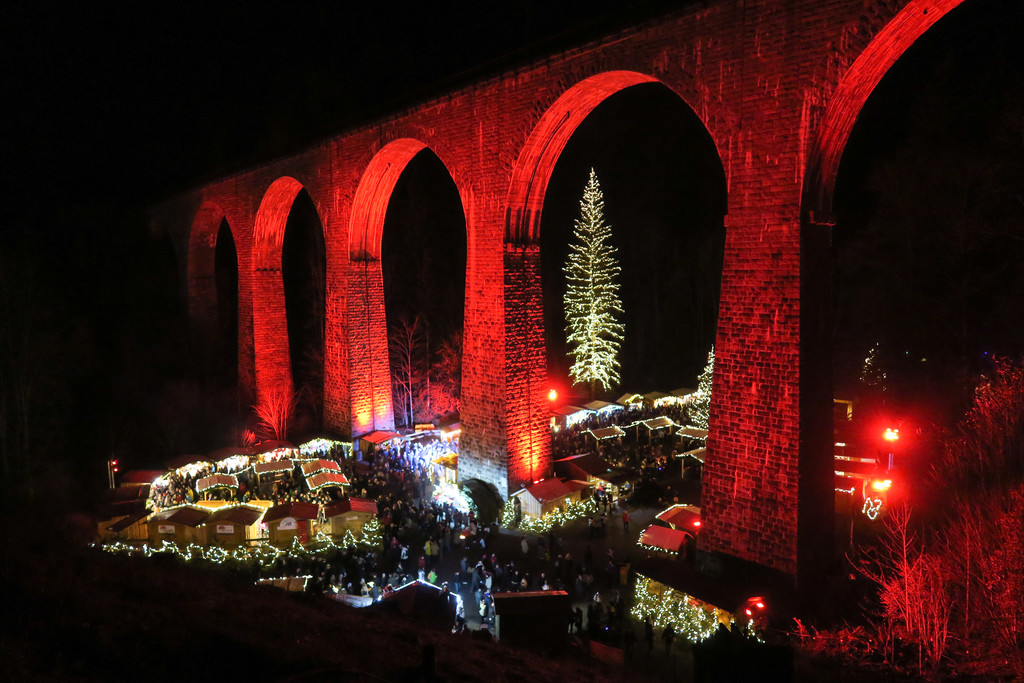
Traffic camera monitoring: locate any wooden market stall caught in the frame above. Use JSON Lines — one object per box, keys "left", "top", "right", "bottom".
{"left": 511, "top": 478, "right": 576, "bottom": 518}
{"left": 323, "top": 497, "right": 377, "bottom": 537}
{"left": 264, "top": 501, "right": 319, "bottom": 546}
{"left": 201, "top": 504, "right": 265, "bottom": 546}
{"left": 147, "top": 506, "right": 210, "bottom": 546}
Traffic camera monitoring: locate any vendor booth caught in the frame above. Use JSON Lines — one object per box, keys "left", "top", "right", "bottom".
{"left": 549, "top": 405, "right": 591, "bottom": 431}
{"left": 147, "top": 506, "right": 210, "bottom": 546}
{"left": 588, "top": 425, "right": 625, "bottom": 441}
{"left": 101, "top": 507, "right": 150, "bottom": 542}
{"left": 656, "top": 504, "right": 702, "bottom": 533}
{"left": 637, "top": 524, "right": 692, "bottom": 557}
{"left": 511, "top": 478, "right": 576, "bottom": 518}
{"left": 264, "top": 501, "right": 319, "bottom": 546}
{"left": 553, "top": 453, "right": 637, "bottom": 501}
{"left": 201, "top": 504, "right": 264, "bottom": 546}
{"left": 323, "top": 497, "right": 377, "bottom": 537}
{"left": 355, "top": 430, "right": 400, "bottom": 460}
{"left": 196, "top": 473, "right": 238, "bottom": 500}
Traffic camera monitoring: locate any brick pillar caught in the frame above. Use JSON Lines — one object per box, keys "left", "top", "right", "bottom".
{"left": 323, "top": 254, "right": 351, "bottom": 437}
{"left": 504, "top": 244, "right": 551, "bottom": 495}
{"left": 251, "top": 265, "right": 293, "bottom": 404}
{"left": 347, "top": 258, "right": 395, "bottom": 435}
{"left": 458, "top": 192, "right": 509, "bottom": 498}
{"left": 700, "top": 209, "right": 802, "bottom": 579}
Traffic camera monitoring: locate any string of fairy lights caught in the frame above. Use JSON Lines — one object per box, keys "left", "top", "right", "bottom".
{"left": 630, "top": 574, "right": 758, "bottom": 643}
{"left": 97, "top": 516, "right": 383, "bottom": 571}
{"left": 500, "top": 496, "right": 600, "bottom": 534}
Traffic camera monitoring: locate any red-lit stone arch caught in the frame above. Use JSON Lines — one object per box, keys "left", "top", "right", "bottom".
{"left": 802, "top": 0, "right": 967, "bottom": 220}
{"left": 251, "top": 176, "right": 308, "bottom": 405}
{"left": 187, "top": 201, "right": 231, "bottom": 323}
{"left": 505, "top": 71, "right": 660, "bottom": 246}
{"left": 347, "top": 138, "right": 465, "bottom": 436}
{"left": 496, "top": 70, "right": 720, "bottom": 495}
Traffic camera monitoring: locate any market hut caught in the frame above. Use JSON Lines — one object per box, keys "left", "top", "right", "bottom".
{"left": 323, "top": 497, "right": 378, "bottom": 537}
{"left": 642, "top": 391, "right": 673, "bottom": 409}
{"left": 196, "top": 473, "right": 238, "bottom": 501}
{"left": 492, "top": 591, "right": 572, "bottom": 651}
{"left": 101, "top": 507, "right": 151, "bottom": 542}
{"left": 264, "top": 501, "right": 319, "bottom": 546}
{"left": 201, "top": 504, "right": 264, "bottom": 546}
{"left": 656, "top": 504, "right": 703, "bottom": 534}
{"left": 355, "top": 430, "right": 400, "bottom": 460}
{"left": 305, "top": 471, "right": 350, "bottom": 493}
{"left": 588, "top": 425, "right": 625, "bottom": 441}
{"left": 511, "top": 478, "right": 574, "bottom": 518}
{"left": 148, "top": 506, "right": 210, "bottom": 546}
{"left": 549, "top": 405, "right": 591, "bottom": 431}
{"left": 431, "top": 452, "right": 459, "bottom": 484}
{"left": 637, "top": 524, "right": 692, "bottom": 558}
{"left": 583, "top": 399, "right": 624, "bottom": 417}
{"left": 554, "top": 454, "right": 639, "bottom": 502}
{"left": 254, "top": 459, "right": 294, "bottom": 498}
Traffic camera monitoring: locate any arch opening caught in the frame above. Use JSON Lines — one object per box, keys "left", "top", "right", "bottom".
{"left": 382, "top": 148, "right": 467, "bottom": 429}
{"left": 282, "top": 189, "right": 327, "bottom": 435}
{"left": 831, "top": 0, "right": 1024, "bottom": 431}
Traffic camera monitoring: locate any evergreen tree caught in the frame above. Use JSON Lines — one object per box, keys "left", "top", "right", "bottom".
{"left": 563, "top": 168, "right": 624, "bottom": 396}
{"left": 691, "top": 346, "right": 715, "bottom": 429}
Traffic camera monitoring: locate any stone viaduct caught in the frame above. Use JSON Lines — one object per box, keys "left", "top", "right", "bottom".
{"left": 154, "top": 0, "right": 971, "bottom": 588}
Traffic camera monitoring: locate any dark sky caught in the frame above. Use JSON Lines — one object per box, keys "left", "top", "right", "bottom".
{"left": 2, "top": 0, "right": 1021, "bottom": 476}
{"left": 2, "top": 1, "right": 684, "bottom": 217}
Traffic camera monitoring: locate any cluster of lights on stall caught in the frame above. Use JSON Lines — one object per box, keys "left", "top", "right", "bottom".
{"left": 500, "top": 496, "right": 599, "bottom": 534}
{"left": 630, "top": 575, "right": 757, "bottom": 643}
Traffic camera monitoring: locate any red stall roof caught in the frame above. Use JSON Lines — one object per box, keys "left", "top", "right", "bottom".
{"left": 264, "top": 502, "right": 320, "bottom": 524}
{"left": 255, "top": 459, "right": 294, "bottom": 474}
{"left": 639, "top": 525, "right": 692, "bottom": 554}
{"left": 324, "top": 497, "right": 377, "bottom": 518}
{"left": 300, "top": 459, "right": 342, "bottom": 477}
{"left": 306, "top": 471, "right": 350, "bottom": 490}
{"left": 655, "top": 504, "right": 702, "bottom": 532}
{"left": 361, "top": 431, "right": 400, "bottom": 445}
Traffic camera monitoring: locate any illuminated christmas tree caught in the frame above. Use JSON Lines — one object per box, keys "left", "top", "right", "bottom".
{"left": 691, "top": 346, "right": 715, "bottom": 429}
{"left": 563, "top": 168, "right": 624, "bottom": 396}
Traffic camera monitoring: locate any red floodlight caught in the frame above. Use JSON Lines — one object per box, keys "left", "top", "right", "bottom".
{"left": 883, "top": 428, "right": 900, "bottom": 442}
{"left": 547, "top": 388, "right": 558, "bottom": 402}
{"left": 871, "top": 479, "right": 892, "bottom": 492}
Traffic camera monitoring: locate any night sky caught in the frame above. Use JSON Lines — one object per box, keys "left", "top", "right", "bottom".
{"left": 2, "top": 1, "right": 1022, "bottom": 486}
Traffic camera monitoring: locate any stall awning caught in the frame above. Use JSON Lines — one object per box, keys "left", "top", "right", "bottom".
{"left": 305, "top": 471, "right": 350, "bottom": 491}
{"left": 264, "top": 502, "right": 320, "bottom": 524}
{"left": 676, "top": 426, "right": 708, "bottom": 440}
{"left": 678, "top": 447, "right": 706, "bottom": 463}
{"left": 642, "top": 416, "right": 677, "bottom": 430}
{"left": 583, "top": 399, "right": 622, "bottom": 413}
{"left": 639, "top": 525, "right": 692, "bottom": 554}
{"left": 361, "top": 430, "right": 400, "bottom": 445}
{"left": 522, "top": 478, "right": 572, "bottom": 503}
{"left": 324, "top": 497, "right": 377, "bottom": 517}
{"left": 204, "top": 505, "right": 263, "bottom": 526}
{"left": 107, "top": 508, "right": 152, "bottom": 533}
{"left": 196, "top": 473, "right": 238, "bottom": 492}
{"left": 616, "top": 393, "right": 643, "bottom": 405}
{"left": 255, "top": 459, "right": 294, "bottom": 474}
{"left": 588, "top": 425, "right": 625, "bottom": 440}
{"left": 432, "top": 453, "right": 459, "bottom": 469}
{"left": 655, "top": 504, "right": 702, "bottom": 532}
{"left": 151, "top": 506, "right": 210, "bottom": 527}
{"left": 300, "top": 459, "right": 342, "bottom": 477}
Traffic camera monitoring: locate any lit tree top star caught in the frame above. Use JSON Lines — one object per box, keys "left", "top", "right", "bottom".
{"left": 563, "top": 168, "right": 624, "bottom": 397}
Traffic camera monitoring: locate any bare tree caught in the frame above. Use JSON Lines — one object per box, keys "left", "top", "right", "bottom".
{"left": 389, "top": 315, "right": 423, "bottom": 428}
{"left": 253, "top": 385, "right": 297, "bottom": 440}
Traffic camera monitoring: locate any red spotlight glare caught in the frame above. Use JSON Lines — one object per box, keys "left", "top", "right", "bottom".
{"left": 756, "top": 602, "right": 764, "bottom": 609}
{"left": 871, "top": 479, "right": 892, "bottom": 492}
{"left": 693, "top": 521, "right": 701, "bottom": 527}
{"left": 547, "top": 388, "right": 558, "bottom": 401}
{"left": 883, "top": 428, "right": 899, "bottom": 442}
{"left": 745, "top": 609, "right": 752, "bottom": 616}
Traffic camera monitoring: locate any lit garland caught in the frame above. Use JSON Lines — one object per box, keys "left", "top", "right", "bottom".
{"left": 862, "top": 496, "right": 884, "bottom": 520}
{"left": 630, "top": 574, "right": 743, "bottom": 643}
{"left": 505, "top": 497, "right": 599, "bottom": 534}
{"left": 636, "top": 535, "right": 679, "bottom": 556}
